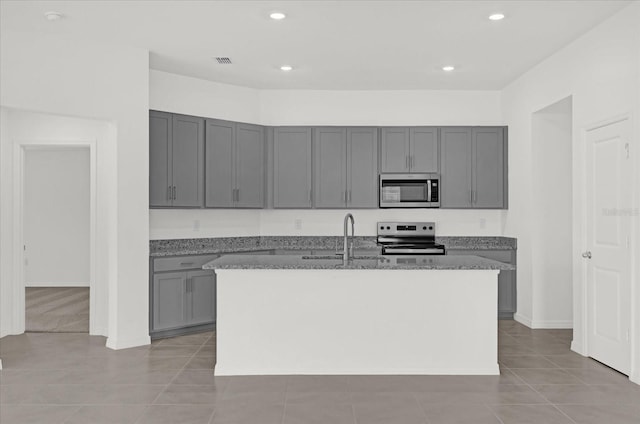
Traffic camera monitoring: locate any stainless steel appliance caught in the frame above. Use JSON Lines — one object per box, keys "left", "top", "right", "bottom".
{"left": 377, "top": 221, "right": 446, "bottom": 255}
{"left": 379, "top": 173, "right": 440, "bottom": 208}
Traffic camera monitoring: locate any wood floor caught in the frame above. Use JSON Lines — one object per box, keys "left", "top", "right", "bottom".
{"left": 25, "top": 287, "right": 89, "bottom": 333}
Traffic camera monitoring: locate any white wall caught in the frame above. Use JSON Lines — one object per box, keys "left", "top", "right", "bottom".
{"left": 531, "top": 98, "right": 573, "bottom": 327}
{"left": 149, "top": 70, "right": 505, "bottom": 239}
{"left": 501, "top": 1, "right": 640, "bottom": 377}
{"left": 0, "top": 30, "right": 150, "bottom": 349}
{"left": 24, "top": 148, "right": 90, "bottom": 286}
{"left": 0, "top": 107, "right": 12, "bottom": 338}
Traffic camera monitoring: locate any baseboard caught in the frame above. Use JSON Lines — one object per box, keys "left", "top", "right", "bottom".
{"left": 215, "top": 364, "right": 501, "bottom": 376}
{"left": 513, "top": 314, "right": 572, "bottom": 329}
{"left": 630, "top": 370, "right": 640, "bottom": 386}
{"left": 514, "top": 313, "right": 532, "bottom": 328}
{"left": 0, "top": 358, "right": 3, "bottom": 370}
{"left": 529, "top": 320, "right": 573, "bottom": 329}
{"left": 90, "top": 326, "right": 108, "bottom": 337}
{"left": 106, "top": 334, "right": 150, "bottom": 350}
{"left": 570, "top": 340, "right": 587, "bottom": 356}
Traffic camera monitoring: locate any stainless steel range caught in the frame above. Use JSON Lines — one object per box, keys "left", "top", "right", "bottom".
{"left": 377, "top": 222, "right": 446, "bottom": 255}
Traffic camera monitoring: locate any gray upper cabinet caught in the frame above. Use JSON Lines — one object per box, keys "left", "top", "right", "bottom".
{"left": 314, "top": 128, "right": 347, "bottom": 208}
{"left": 205, "top": 119, "right": 265, "bottom": 208}
{"left": 149, "top": 111, "right": 172, "bottom": 207}
{"left": 347, "top": 128, "right": 378, "bottom": 208}
{"left": 473, "top": 127, "right": 506, "bottom": 208}
{"left": 381, "top": 128, "right": 410, "bottom": 172}
{"left": 440, "top": 127, "right": 473, "bottom": 208}
{"left": 313, "top": 127, "right": 378, "bottom": 209}
{"left": 440, "top": 126, "right": 506, "bottom": 209}
{"left": 149, "top": 111, "right": 204, "bottom": 208}
{"left": 205, "top": 119, "right": 235, "bottom": 207}
{"left": 381, "top": 127, "right": 438, "bottom": 173}
{"left": 409, "top": 127, "right": 438, "bottom": 172}
{"left": 273, "top": 127, "right": 313, "bottom": 208}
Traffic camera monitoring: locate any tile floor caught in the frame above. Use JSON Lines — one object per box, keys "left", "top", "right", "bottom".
{"left": 1, "top": 320, "right": 639, "bottom": 423}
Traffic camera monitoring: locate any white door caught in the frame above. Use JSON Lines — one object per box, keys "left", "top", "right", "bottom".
{"left": 585, "top": 118, "right": 632, "bottom": 375}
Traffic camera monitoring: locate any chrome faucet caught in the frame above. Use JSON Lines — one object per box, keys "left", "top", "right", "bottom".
{"left": 343, "top": 213, "right": 355, "bottom": 264}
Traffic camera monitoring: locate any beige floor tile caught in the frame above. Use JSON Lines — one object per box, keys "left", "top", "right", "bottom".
{"left": 137, "top": 404, "right": 215, "bottom": 424}
{"left": 283, "top": 402, "right": 356, "bottom": 424}
{"left": 172, "top": 369, "right": 224, "bottom": 385}
{"left": 147, "top": 345, "right": 202, "bottom": 356}
{"left": 184, "top": 356, "right": 216, "bottom": 370}
{"left": 557, "top": 403, "right": 640, "bottom": 424}
{"left": 499, "top": 355, "right": 560, "bottom": 368}
{"left": 420, "top": 404, "right": 501, "bottom": 424}
{"left": 211, "top": 401, "right": 285, "bottom": 424}
{"left": 510, "top": 368, "right": 585, "bottom": 385}
{"left": 490, "top": 404, "right": 574, "bottom": 424}
{"left": 352, "top": 392, "right": 427, "bottom": 424}
{"left": 63, "top": 404, "right": 147, "bottom": 424}
{"left": 0, "top": 404, "right": 79, "bottom": 424}
{"left": 564, "top": 366, "right": 631, "bottom": 385}
{"left": 224, "top": 375, "right": 289, "bottom": 394}
{"left": 154, "top": 384, "right": 225, "bottom": 405}
{"left": 287, "top": 375, "right": 350, "bottom": 393}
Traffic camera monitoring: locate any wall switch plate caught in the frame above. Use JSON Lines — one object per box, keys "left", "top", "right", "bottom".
{"left": 294, "top": 219, "right": 302, "bottom": 230}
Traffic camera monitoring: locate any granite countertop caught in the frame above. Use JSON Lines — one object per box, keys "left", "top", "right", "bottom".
{"left": 203, "top": 254, "right": 515, "bottom": 271}
{"left": 150, "top": 236, "right": 516, "bottom": 257}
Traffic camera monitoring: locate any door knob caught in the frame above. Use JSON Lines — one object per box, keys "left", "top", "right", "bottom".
{"left": 582, "top": 251, "right": 592, "bottom": 259}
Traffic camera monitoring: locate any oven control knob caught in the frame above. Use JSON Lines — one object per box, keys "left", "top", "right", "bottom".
{"left": 380, "top": 226, "right": 384, "bottom": 230}
{"left": 386, "top": 226, "right": 390, "bottom": 230}
{"left": 429, "top": 226, "right": 433, "bottom": 230}
{"left": 423, "top": 226, "right": 427, "bottom": 230}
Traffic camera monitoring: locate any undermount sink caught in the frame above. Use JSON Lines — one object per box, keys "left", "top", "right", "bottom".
{"left": 301, "top": 255, "right": 382, "bottom": 260}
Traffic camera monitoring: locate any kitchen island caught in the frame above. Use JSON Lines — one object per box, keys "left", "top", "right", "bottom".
{"left": 204, "top": 254, "right": 513, "bottom": 376}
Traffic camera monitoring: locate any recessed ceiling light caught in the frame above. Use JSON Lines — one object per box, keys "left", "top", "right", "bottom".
{"left": 489, "top": 13, "right": 505, "bottom": 21}
{"left": 442, "top": 66, "right": 455, "bottom": 72}
{"left": 270, "top": 12, "right": 286, "bottom": 20}
{"left": 280, "top": 65, "right": 293, "bottom": 72}
{"left": 44, "top": 11, "right": 63, "bottom": 21}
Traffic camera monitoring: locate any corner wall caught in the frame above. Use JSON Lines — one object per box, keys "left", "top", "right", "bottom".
{"left": 0, "top": 30, "right": 150, "bottom": 349}
{"left": 501, "top": 2, "right": 640, "bottom": 376}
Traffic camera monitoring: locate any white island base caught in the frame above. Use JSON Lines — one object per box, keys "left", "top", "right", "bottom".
{"left": 215, "top": 269, "right": 499, "bottom": 376}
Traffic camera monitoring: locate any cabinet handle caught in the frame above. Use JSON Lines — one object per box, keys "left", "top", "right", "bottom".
{"left": 472, "top": 190, "right": 476, "bottom": 203}
{"left": 348, "top": 190, "right": 352, "bottom": 203}
{"left": 411, "top": 155, "right": 414, "bottom": 169}
{"left": 309, "top": 190, "right": 312, "bottom": 204}
{"left": 180, "top": 262, "right": 195, "bottom": 266}
{"left": 167, "top": 186, "right": 171, "bottom": 201}
{"left": 344, "top": 190, "right": 347, "bottom": 203}
{"left": 236, "top": 188, "right": 240, "bottom": 203}
{"left": 470, "top": 190, "right": 473, "bottom": 204}
{"left": 172, "top": 186, "right": 176, "bottom": 200}
{"left": 406, "top": 156, "right": 409, "bottom": 169}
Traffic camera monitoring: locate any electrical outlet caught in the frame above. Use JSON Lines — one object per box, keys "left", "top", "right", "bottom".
{"left": 294, "top": 219, "right": 302, "bottom": 230}
{"left": 193, "top": 219, "right": 200, "bottom": 231}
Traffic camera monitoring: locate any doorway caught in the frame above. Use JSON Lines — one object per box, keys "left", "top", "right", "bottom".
{"left": 13, "top": 141, "right": 97, "bottom": 334}
{"left": 23, "top": 147, "right": 90, "bottom": 332}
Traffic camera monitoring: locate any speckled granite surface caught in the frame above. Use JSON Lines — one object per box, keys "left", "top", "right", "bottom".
{"left": 203, "top": 254, "right": 514, "bottom": 271}
{"left": 150, "top": 236, "right": 516, "bottom": 257}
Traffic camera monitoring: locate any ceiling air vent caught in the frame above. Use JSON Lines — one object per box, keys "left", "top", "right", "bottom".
{"left": 215, "top": 57, "right": 232, "bottom": 65}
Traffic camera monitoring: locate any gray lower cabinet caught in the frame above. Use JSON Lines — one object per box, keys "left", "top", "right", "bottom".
{"left": 273, "top": 127, "right": 313, "bottom": 208}
{"left": 440, "top": 127, "right": 506, "bottom": 209}
{"left": 381, "top": 127, "right": 438, "bottom": 173}
{"left": 205, "top": 119, "right": 265, "bottom": 208}
{"left": 447, "top": 249, "right": 516, "bottom": 319}
{"left": 150, "top": 254, "right": 217, "bottom": 339}
{"left": 149, "top": 111, "right": 205, "bottom": 208}
{"left": 313, "top": 127, "right": 378, "bottom": 208}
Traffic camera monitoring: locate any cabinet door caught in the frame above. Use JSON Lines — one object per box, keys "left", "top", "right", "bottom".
{"left": 440, "top": 127, "right": 473, "bottom": 208}
{"left": 472, "top": 127, "right": 505, "bottom": 208}
{"left": 205, "top": 119, "right": 235, "bottom": 208}
{"left": 314, "top": 128, "right": 347, "bottom": 208}
{"left": 347, "top": 128, "right": 379, "bottom": 208}
{"left": 410, "top": 127, "right": 438, "bottom": 172}
{"left": 235, "top": 124, "right": 265, "bottom": 208}
{"left": 149, "top": 111, "right": 172, "bottom": 207}
{"left": 381, "top": 128, "right": 410, "bottom": 172}
{"left": 273, "top": 127, "right": 312, "bottom": 208}
{"left": 152, "top": 272, "right": 187, "bottom": 331}
{"left": 172, "top": 114, "right": 204, "bottom": 207}
{"left": 188, "top": 270, "right": 216, "bottom": 326}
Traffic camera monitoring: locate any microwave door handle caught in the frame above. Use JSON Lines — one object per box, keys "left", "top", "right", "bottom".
{"left": 427, "top": 181, "right": 432, "bottom": 203}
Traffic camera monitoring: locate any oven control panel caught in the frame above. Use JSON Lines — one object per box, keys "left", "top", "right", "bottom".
{"left": 377, "top": 222, "right": 436, "bottom": 237}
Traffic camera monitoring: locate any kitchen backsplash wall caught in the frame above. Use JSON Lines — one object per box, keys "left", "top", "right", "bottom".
{"left": 149, "top": 209, "right": 505, "bottom": 240}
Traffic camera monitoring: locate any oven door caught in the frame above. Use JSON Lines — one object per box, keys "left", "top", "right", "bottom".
{"left": 379, "top": 174, "right": 435, "bottom": 208}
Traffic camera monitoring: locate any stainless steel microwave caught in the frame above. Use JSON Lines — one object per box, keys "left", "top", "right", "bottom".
{"left": 379, "top": 173, "right": 440, "bottom": 208}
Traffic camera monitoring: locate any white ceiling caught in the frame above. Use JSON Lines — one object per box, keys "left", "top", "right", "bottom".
{"left": 0, "top": 0, "right": 633, "bottom": 90}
